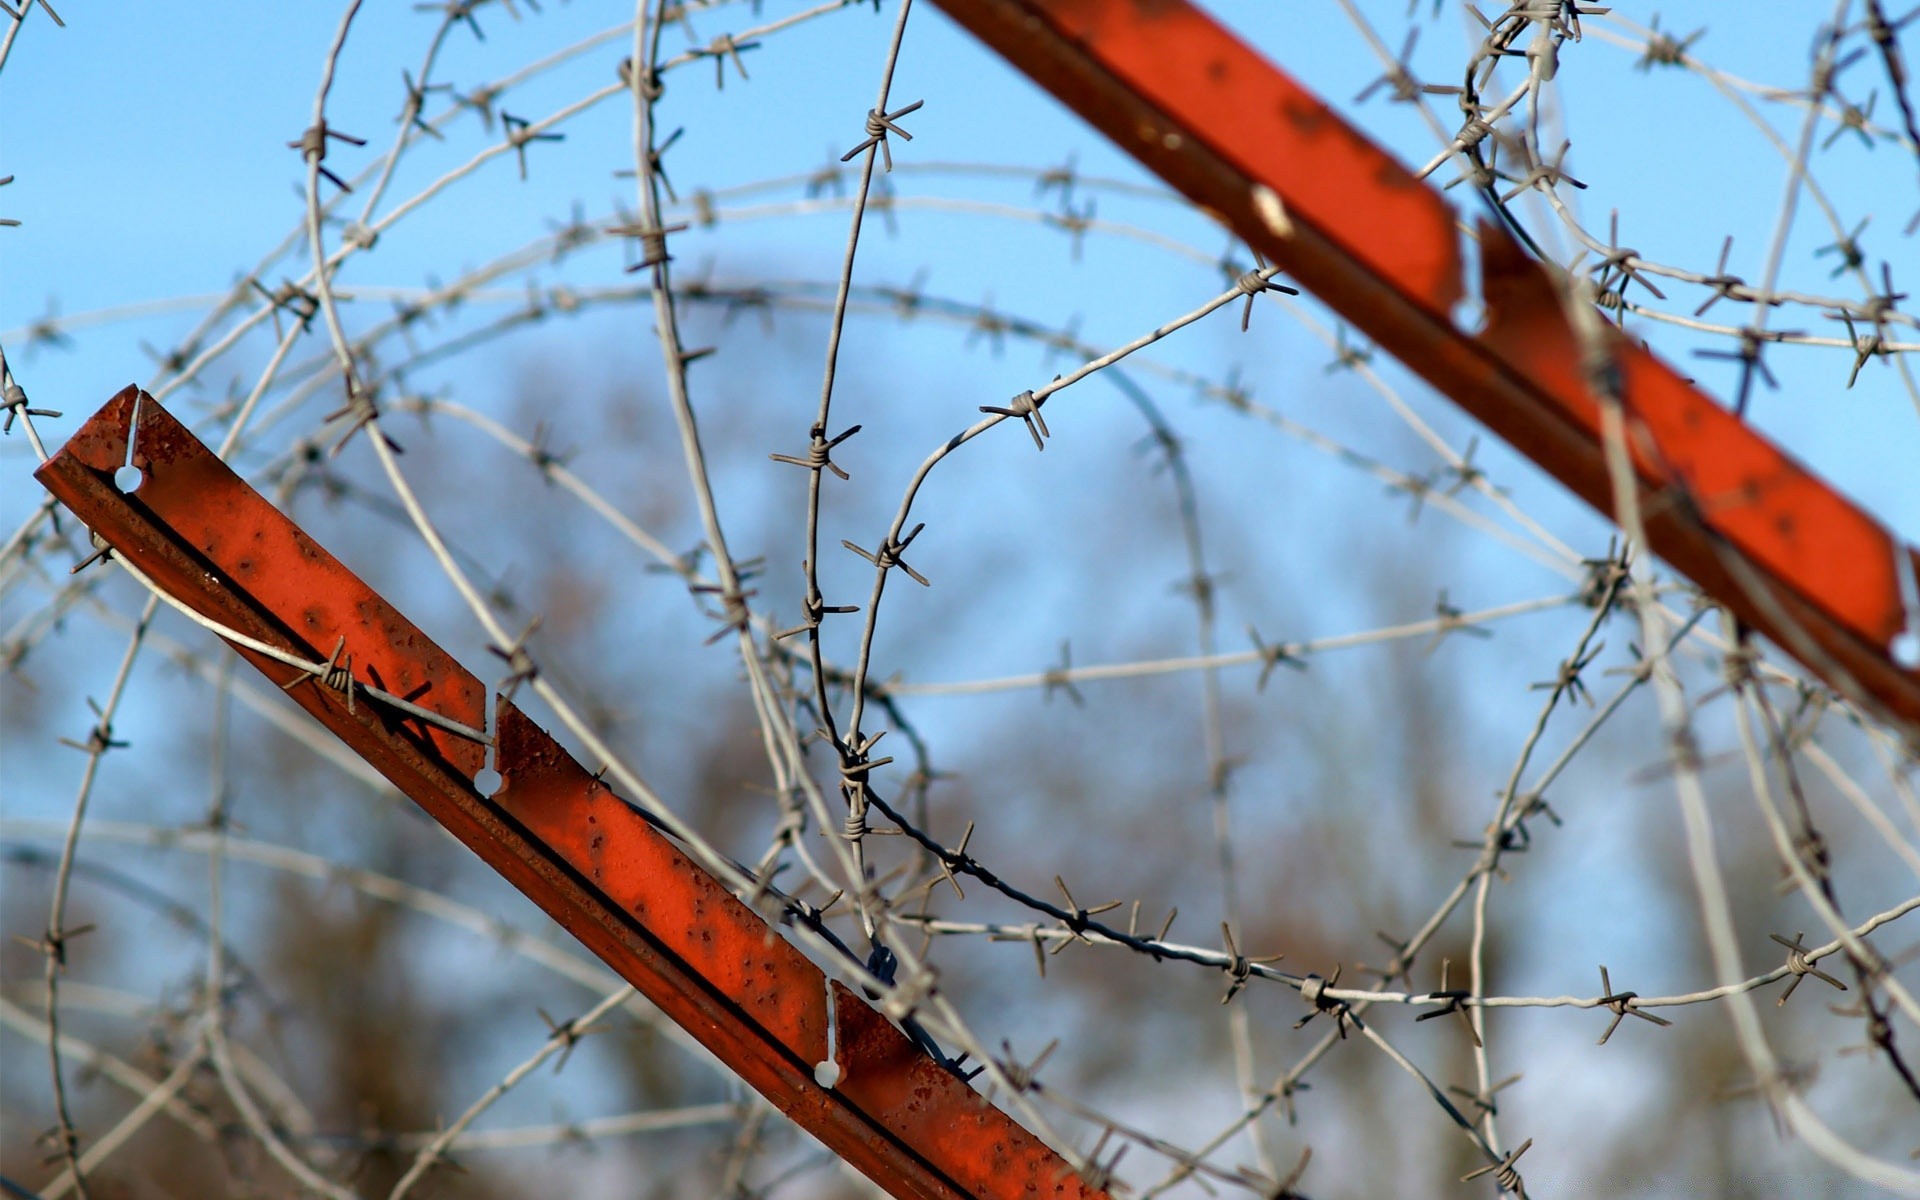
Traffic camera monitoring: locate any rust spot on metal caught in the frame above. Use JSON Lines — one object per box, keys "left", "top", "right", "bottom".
{"left": 927, "top": 0, "right": 1917, "bottom": 725}
{"left": 33, "top": 390, "right": 1108, "bottom": 1200}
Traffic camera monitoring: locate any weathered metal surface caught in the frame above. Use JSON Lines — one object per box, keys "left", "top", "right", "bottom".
{"left": 34, "top": 388, "right": 1102, "bottom": 1200}
{"left": 931, "top": 0, "right": 1920, "bottom": 730}
{"left": 30, "top": 10, "right": 1920, "bottom": 1194}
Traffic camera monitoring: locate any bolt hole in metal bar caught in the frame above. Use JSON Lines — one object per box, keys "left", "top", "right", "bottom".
{"left": 34, "top": 386, "right": 1106, "bottom": 1200}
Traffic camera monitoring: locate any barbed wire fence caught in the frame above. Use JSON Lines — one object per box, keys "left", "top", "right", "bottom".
{"left": 3, "top": 0, "right": 1919, "bottom": 1196}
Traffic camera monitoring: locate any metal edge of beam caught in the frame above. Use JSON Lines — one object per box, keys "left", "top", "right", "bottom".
{"left": 930, "top": 0, "right": 1920, "bottom": 732}
{"left": 33, "top": 386, "right": 1103, "bottom": 1200}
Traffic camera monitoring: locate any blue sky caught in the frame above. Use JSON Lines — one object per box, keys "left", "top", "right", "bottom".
{"left": 4, "top": 2, "right": 1914, "bottom": 538}
{"left": 4, "top": 1, "right": 1918, "bottom": 1192}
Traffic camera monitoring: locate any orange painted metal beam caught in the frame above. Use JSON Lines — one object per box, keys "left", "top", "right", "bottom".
{"left": 931, "top": 0, "right": 1920, "bottom": 730}
{"left": 34, "top": 387, "right": 1103, "bottom": 1200}
{"left": 28, "top": 9, "right": 1920, "bottom": 1195}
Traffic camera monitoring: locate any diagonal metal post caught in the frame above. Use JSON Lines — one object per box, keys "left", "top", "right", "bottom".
{"left": 930, "top": 0, "right": 1920, "bottom": 732}
{"left": 34, "top": 386, "right": 1104, "bottom": 1200}
{"left": 28, "top": 9, "right": 1920, "bottom": 1194}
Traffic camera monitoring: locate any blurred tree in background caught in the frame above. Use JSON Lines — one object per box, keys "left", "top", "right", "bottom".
{"left": 4, "top": 1, "right": 1918, "bottom": 1196}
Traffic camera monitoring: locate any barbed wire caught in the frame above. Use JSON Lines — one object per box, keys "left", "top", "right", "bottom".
{"left": 4, "top": 1, "right": 1919, "bottom": 1197}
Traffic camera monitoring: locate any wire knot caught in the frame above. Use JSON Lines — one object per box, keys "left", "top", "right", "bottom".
{"left": 617, "top": 56, "right": 665, "bottom": 100}
{"left": 608, "top": 219, "right": 689, "bottom": 272}
{"left": 487, "top": 617, "right": 543, "bottom": 700}
{"left": 1593, "top": 964, "right": 1674, "bottom": 1044}
{"left": 699, "top": 33, "right": 760, "bottom": 88}
{"left": 283, "top": 636, "right": 358, "bottom": 715}
{"left": 1769, "top": 932, "right": 1847, "bottom": 1005}
{"left": 770, "top": 423, "right": 860, "bottom": 479}
{"left": 1219, "top": 922, "right": 1282, "bottom": 1004}
{"left": 979, "top": 390, "right": 1050, "bottom": 451}
{"left": 1455, "top": 115, "right": 1494, "bottom": 150}
{"left": 994, "top": 1038, "right": 1057, "bottom": 1095}
{"left": 1462, "top": 1139, "right": 1533, "bottom": 1198}
{"left": 840, "top": 99, "right": 923, "bottom": 171}
{"left": 843, "top": 523, "right": 929, "bottom": 586}
{"left": 1, "top": 373, "right": 59, "bottom": 434}
{"left": 292, "top": 123, "right": 328, "bottom": 160}
{"left": 287, "top": 121, "right": 366, "bottom": 192}
{"left": 1223, "top": 257, "right": 1296, "bottom": 330}
{"left": 1292, "top": 966, "right": 1353, "bottom": 1037}
{"left": 837, "top": 731, "right": 895, "bottom": 815}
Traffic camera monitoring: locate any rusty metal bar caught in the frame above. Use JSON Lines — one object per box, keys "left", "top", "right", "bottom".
{"left": 28, "top": 10, "right": 1919, "bottom": 1194}
{"left": 34, "top": 387, "right": 1102, "bottom": 1200}
{"left": 930, "top": 0, "right": 1920, "bottom": 731}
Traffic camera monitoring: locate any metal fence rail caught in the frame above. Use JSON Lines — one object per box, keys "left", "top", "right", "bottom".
{"left": 34, "top": 385, "right": 1107, "bottom": 1200}
{"left": 11, "top": 1, "right": 1920, "bottom": 1196}
{"left": 930, "top": 0, "right": 1920, "bottom": 733}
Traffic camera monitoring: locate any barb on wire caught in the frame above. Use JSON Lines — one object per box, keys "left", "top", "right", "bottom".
{"left": 10, "top": 1, "right": 1920, "bottom": 1195}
